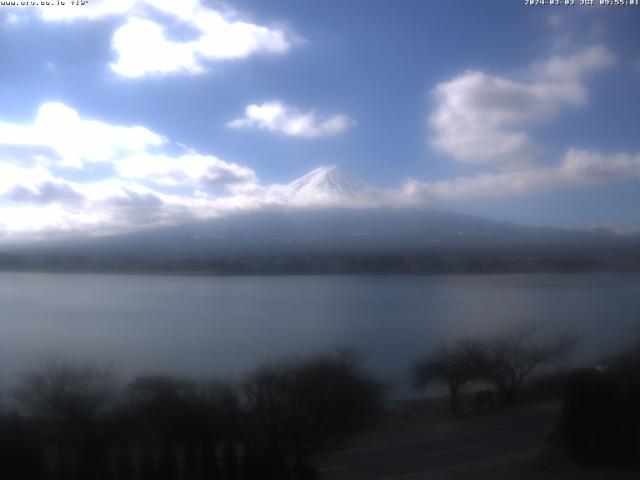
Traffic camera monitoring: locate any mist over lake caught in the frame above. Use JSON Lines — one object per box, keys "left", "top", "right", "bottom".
{"left": 2, "top": 272, "right": 639, "bottom": 398}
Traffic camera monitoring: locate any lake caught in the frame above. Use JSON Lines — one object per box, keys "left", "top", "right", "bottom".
{"left": 1, "top": 272, "right": 639, "bottom": 399}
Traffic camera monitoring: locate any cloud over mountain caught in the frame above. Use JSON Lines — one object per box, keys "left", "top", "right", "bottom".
{"left": 403, "top": 149, "right": 640, "bottom": 202}
{"left": 0, "top": 103, "right": 362, "bottom": 237}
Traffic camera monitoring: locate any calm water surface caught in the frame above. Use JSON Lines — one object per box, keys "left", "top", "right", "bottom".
{"left": 1, "top": 272, "right": 639, "bottom": 397}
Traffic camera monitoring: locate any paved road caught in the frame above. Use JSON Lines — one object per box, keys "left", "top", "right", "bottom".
{"left": 311, "top": 404, "right": 560, "bottom": 480}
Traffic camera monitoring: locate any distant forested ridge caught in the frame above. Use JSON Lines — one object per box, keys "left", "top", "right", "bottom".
{"left": 1, "top": 251, "right": 639, "bottom": 275}
{"left": 2, "top": 208, "right": 640, "bottom": 274}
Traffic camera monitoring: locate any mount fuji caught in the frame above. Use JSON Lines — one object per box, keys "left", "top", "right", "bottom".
{"left": 1, "top": 165, "right": 638, "bottom": 273}
{"left": 285, "top": 165, "right": 382, "bottom": 206}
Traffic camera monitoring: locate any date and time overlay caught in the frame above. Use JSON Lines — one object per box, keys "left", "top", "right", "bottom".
{"left": 525, "top": 0, "right": 638, "bottom": 6}
{"left": 0, "top": 0, "right": 638, "bottom": 10}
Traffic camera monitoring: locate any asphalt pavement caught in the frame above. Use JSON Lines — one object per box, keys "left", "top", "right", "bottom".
{"left": 311, "top": 402, "right": 561, "bottom": 480}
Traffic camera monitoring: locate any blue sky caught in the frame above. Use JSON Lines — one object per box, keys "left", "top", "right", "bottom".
{"left": 0, "top": 0, "right": 639, "bottom": 238}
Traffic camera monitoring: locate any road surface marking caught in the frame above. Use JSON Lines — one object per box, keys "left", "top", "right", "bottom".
{"left": 424, "top": 443, "right": 486, "bottom": 457}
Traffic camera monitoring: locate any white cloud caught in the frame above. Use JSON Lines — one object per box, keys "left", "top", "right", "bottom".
{"left": 6, "top": 180, "right": 83, "bottom": 205}
{"left": 0, "top": 103, "right": 263, "bottom": 236}
{"left": 429, "top": 45, "right": 615, "bottom": 166}
{"left": 530, "top": 45, "right": 615, "bottom": 81}
{"left": 110, "top": 18, "right": 203, "bottom": 77}
{"left": 35, "top": 0, "right": 208, "bottom": 24}
{"left": 0, "top": 175, "right": 227, "bottom": 237}
{"left": 228, "top": 101, "right": 355, "bottom": 138}
{"left": 114, "top": 152, "right": 257, "bottom": 189}
{"left": 420, "top": 45, "right": 630, "bottom": 204}
{"left": 0, "top": 205, "right": 97, "bottom": 238}
{"left": 12, "top": 0, "right": 294, "bottom": 78}
{"left": 545, "top": 11, "right": 607, "bottom": 52}
{"left": 37, "top": 0, "right": 137, "bottom": 21}
{"left": 401, "top": 149, "right": 640, "bottom": 203}
{"left": 108, "top": 5, "right": 293, "bottom": 78}
{"left": 0, "top": 163, "right": 57, "bottom": 197}
{"left": 0, "top": 102, "right": 165, "bottom": 168}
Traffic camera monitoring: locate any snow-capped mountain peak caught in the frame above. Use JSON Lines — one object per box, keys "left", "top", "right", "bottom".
{"left": 287, "top": 165, "right": 375, "bottom": 201}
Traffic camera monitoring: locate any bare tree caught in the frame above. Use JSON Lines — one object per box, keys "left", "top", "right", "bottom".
{"left": 412, "top": 339, "right": 485, "bottom": 414}
{"left": 482, "top": 327, "right": 578, "bottom": 406}
{"left": 242, "top": 350, "right": 383, "bottom": 476}
{"left": 14, "top": 360, "right": 118, "bottom": 479}
{"left": 14, "top": 360, "right": 118, "bottom": 426}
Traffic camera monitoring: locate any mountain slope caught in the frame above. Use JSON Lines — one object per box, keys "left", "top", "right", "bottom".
{"left": 17, "top": 206, "right": 629, "bottom": 257}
